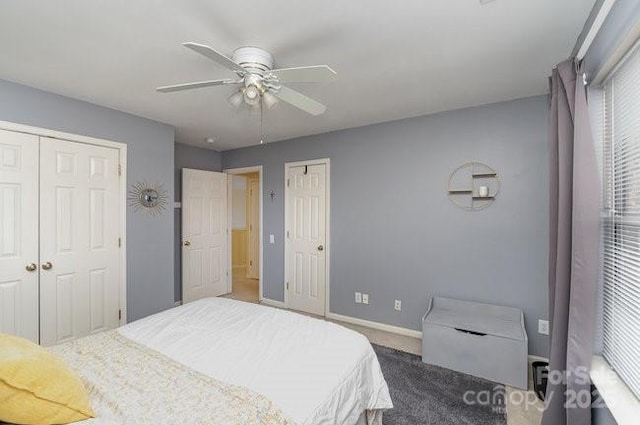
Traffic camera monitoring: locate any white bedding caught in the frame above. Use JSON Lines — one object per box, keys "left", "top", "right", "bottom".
{"left": 117, "top": 297, "right": 392, "bottom": 425}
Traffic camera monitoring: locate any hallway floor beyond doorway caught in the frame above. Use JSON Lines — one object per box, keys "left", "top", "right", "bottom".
{"left": 223, "top": 266, "right": 259, "bottom": 303}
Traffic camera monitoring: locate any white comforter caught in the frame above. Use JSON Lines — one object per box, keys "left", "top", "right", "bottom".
{"left": 118, "top": 298, "right": 392, "bottom": 425}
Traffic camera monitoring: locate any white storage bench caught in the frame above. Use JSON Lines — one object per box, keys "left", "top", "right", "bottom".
{"left": 422, "top": 297, "right": 528, "bottom": 389}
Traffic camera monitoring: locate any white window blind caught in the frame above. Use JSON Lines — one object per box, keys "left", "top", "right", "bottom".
{"left": 601, "top": 42, "right": 640, "bottom": 400}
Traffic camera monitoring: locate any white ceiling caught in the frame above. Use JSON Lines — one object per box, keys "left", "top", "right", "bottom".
{"left": 0, "top": 0, "right": 595, "bottom": 151}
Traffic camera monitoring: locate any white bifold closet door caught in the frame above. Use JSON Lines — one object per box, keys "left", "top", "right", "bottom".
{"left": 0, "top": 130, "right": 120, "bottom": 346}
{"left": 0, "top": 130, "right": 39, "bottom": 342}
{"left": 39, "top": 137, "right": 120, "bottom": 346}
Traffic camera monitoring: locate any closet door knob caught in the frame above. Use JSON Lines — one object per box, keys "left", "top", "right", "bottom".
{"left": 183, "top": 240, "right": 191, "bottom": 246}
{"left": 41, "top": 262, "right": 53, "bottom": 270}
{"left": 25, "top": 263, "right": 37, "bottom": 272}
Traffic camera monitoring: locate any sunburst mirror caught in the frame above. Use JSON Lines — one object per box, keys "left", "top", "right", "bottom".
{"left": 127, "top": 180, "right": 168, "bottom": 217}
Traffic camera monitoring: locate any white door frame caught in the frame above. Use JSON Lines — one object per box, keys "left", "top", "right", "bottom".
{"left": 223, "top": 166, "right": 264, "bottom": 302}
{"left": 284, "top": 158, "right": 330, "bottom": 316}
{"left": 0, "top": 120, "right": 128, "bottom": 324}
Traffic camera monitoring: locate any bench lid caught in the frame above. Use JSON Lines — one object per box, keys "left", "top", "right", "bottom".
{"left": 424, "top": 297, "right": 526, "bottom": 341}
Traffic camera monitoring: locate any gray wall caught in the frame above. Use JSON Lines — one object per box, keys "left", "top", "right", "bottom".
{"left": 223, "top": 95, "right": 550, "bottom": 357}
{"left": 174, "top": 142, "right": 222, "bottom": 301}
{"left": 0, "top": 79, "right": 175, "bottom": 322}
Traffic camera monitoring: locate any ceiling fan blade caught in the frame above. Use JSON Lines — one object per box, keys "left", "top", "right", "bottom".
{"left": 183, "top": 42, "right": 246, "bottom": 74}
{"left": 270, "top": 65, "right": 337, "bottom": 83}
{"left": 274, "top": 86, "right": 327, "bottom": 116}
{"left": 156, "top": 79, "right": 239, "bottom": 93}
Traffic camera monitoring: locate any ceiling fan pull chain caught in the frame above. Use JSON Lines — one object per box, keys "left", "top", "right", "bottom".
{"left": 260, "top": 103, "right": 264, "bottom": 145}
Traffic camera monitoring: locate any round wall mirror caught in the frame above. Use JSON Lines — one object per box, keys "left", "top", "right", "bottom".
{"left": 128, "top": 181, "right": 168, "bottom": 217}
{"left": 139, "top": 188, "right": 160, "bottom": 208}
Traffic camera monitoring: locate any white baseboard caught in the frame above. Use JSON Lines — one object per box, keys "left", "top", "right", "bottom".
{"left": 260, "top": 298, "right": 285, "bottom": 308}
{"left": 256, "top": 305, "right": 548, "bottom": 362}
{"left": 326, "top": 312, "right": 422, "bottom": 339}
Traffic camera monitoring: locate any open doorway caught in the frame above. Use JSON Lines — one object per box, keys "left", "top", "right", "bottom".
{"left": 224, "top": 166, "right": 262, "bottom": 303}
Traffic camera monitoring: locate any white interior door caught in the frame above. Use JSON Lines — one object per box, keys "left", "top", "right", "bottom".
{"left": 286, "top": 163, "right": 327, "bottom": 316}
{"left": 182, "top": 169, "right": 228, "bottom": 303}
{"left": 247, "top": 178, "right": 259, "bottom": 279}
{"left": 39, "top": 137, "right": 121, "bottom": 346}
{"left": 0, "top": 130, "right": 39, "bottom": 343}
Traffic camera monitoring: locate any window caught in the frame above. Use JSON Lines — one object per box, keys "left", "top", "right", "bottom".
{"left": 600, "top": 42, "right": 640, "bottom": 399}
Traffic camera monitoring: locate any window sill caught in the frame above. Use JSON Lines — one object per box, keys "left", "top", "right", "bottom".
{"left": 591, "top": 355, "right": 640, "bottom": 425}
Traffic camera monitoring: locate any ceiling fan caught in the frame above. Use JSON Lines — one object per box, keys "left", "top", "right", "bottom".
{"left": 156, "top": 43, "right": 337, "bottom": 116}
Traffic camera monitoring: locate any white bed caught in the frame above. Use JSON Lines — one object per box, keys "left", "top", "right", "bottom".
{"left": 51, "top": 297, "right": 392, "bottom": 425}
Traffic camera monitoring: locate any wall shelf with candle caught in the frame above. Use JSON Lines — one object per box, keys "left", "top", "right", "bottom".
{"left": 447, "top": 161, "right": 500, "bottom": 211}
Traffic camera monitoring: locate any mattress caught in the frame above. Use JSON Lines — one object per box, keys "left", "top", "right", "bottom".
{"left": 69, "top": 297, "right": 392, "bottom": 424}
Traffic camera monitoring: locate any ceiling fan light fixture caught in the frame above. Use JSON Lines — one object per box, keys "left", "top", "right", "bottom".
{"left": 243, "top": 85, "right": 261, "bottom": 106}
{"left": 227, "top": 90, "right": 244, "bottom": 107}
{"left": 262, "top": 91, "right": 279, "bottom": 109}
{"left": 157, "top": 42, "right": 335, "bottom": 116}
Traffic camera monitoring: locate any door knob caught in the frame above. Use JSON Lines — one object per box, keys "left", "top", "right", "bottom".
{"left": 41, "top": 262, "right": 53, "bottom": 270}
{"left": 183, "top": 240, "right": 191, "bottom": 246}
{"left": 25, "top": 263, "right": 37, "bottom": 272}
{"left": 317, "top": 245, "right": 324, "bottom": 251}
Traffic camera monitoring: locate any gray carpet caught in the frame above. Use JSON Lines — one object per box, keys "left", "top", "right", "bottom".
{"left": 373, "top": 344, "right": 507, "bottom": 425}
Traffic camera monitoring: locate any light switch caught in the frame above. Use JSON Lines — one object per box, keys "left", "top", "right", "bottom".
{"left": 269, "top": 234, "right": 275, "bottom": 244}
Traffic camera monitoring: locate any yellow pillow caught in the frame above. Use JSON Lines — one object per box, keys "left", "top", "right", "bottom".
{"left": 0, "top": 333, "right": 94, "bottom": 425}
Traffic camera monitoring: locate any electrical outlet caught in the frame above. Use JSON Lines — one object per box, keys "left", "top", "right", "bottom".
{"left": 538, "top": 319, "right": 550, "bottom": 335}
{"left": 355, "top": 292, "right": 362, "bottom": 303}
{"left": 394, "top": 300, "right": 402, "bottom": 311}
{"left": 362, "top": 294, "right": 369, "bottom": 305}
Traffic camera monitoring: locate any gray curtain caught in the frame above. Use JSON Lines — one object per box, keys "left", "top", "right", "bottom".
{"left": 543, "top": 59, "right": 600, "bottom": 425}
